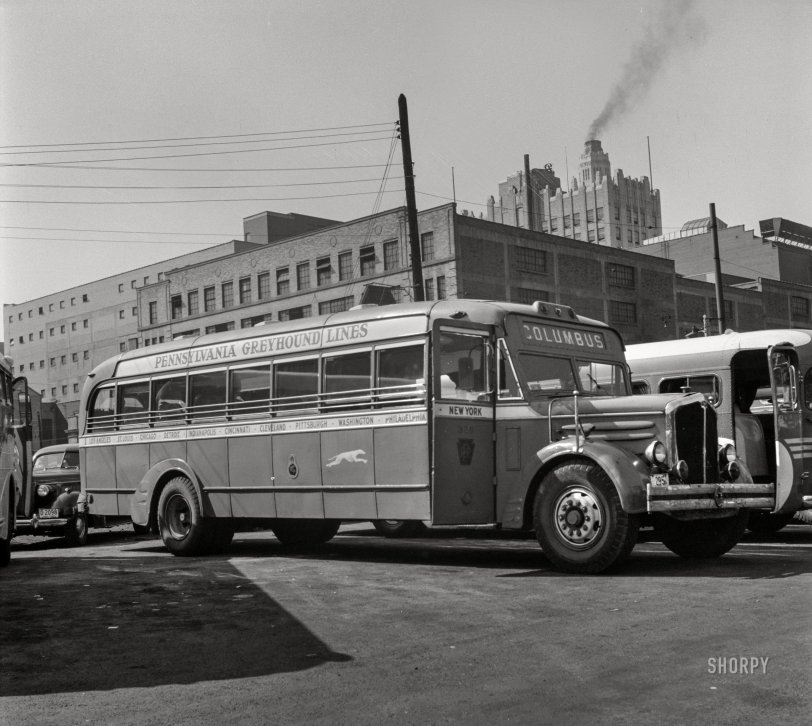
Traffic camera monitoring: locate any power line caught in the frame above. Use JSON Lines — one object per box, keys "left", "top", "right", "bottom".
{"left": 0, "top": 128, "right": 394, "bottom": 157}
{"left": 0, "top": 176, "right": 403, "bottom": 190}
{"left": 0, "top": 123, "right": 395, "bottom": 150}
{"left": 10, "top": 163, "right": 392, "bottom": 173}
{"left": 0, "top": 135, "right": 396, "bottom": 167}
{"left": 0, "top": 225, "right": 239, "bottom": 236}
{"left": 0, "top": 188, "right": 406, "bottom": 205}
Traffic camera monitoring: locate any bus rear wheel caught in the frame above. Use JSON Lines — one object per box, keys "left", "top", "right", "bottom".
{"left": 271, "top": 519, "right": 341, "bottom": 546}
{"left": 655, "top": 511, "right": 748, "bottom": 558}
{"left": 746, "top": 511, "right": 795, "bottom": 535}
{"left": 533, "top": 462, "right": 639, "bottom": 574}
{"left": 64, "top": 513, "right": 88, "bottom": 547}
{"left": 0, "top": 492, "right": 11, "bottom": 567}
{"left": 158, "top": 476, "right": 211, "bottom": 556}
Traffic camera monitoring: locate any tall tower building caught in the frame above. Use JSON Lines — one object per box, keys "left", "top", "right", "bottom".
{"left": 487, "top": 140, "right": 662, "bottom": 248}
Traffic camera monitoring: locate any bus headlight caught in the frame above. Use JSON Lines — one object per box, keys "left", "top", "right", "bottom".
{"left": 718, "top": 443, "right": 737, "bottom": 469}
{"left": 672, "top": 459, "right": 690, "bottom": 481}
{"left": 645, "top": 440, "right": 668, "bottom": 467}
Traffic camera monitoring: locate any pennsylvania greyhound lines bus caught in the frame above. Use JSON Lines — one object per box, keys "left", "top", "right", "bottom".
{"left": 78, "top": 300, "right": 770, "bottom": 574}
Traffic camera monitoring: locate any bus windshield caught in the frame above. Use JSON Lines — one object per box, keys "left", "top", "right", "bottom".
{"left": 518, "top": 353, "right": 628, "bottom": 396}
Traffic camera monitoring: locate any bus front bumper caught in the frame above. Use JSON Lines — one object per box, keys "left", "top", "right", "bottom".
{"left": 646, "top": 481, "right": 774, "bottom": 512}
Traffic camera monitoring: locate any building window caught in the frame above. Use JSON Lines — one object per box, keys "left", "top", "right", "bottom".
{"left": 39, "top": 360, "right": 44, "bottom": 369}
{"left": 383, "top": 240, "right": 399, "bottom": 271}
{"left": 238, "top": 277, "right": 251, "bottom": 305}
{"left": 564, "top": 215, "right": 571, "bottom": 229}
{"left": 73, "top": 383, "right": 79, "bottom": 394}
{"left": 791, "top": 296, "right": 810, "bottom": 320}
{"left": 50, "top": 358, "right": 56, "bottom": 367}
{"left": 205, "top": 322, "right": 235, "bottom": 334}
{"left": 120, "top": 342, "right": 127, "bottom": 352}
{"left": 609, "top": 300, "right": 637, "bottom": 325}
{"left": 149, "top": 301, "right": 158, "bottom": 325}
{"left": 221, "top": 281, "right": 234, "bottom": 308}
{"left": 420, "top": 232, "right": 435, "bottom": 261}
{"left": 338, "top": 251, "right": 353, "bottom": 281}
{"left": 49, "top": 327, "right": 54, "bottom": 336}
{"left": 72, "top": 352, "right": 78, "bottom": 362}
{"left": 608, "top": 263, "right": 636, "bottom": 289}
{"left": 516, "top": 287, "right": 550, "bottom": 304}
{"left": 39, "top": 331, "right": 43, "bottom": 339}
{"left": 71, "top": 322, "right": 77, "bottom": 331}
{"left": 316, "top": 257, "right": 332, "bottom": 287}
{"left": 614, "top": 206, "right": 620, "bottom": 220}
{"left": 82, "top": 294, "right": 88, "bottom": 302}
{"left": 51, "top": 387, "right": 56, "bottom": 398}
{"left": 60, "top": 325, "right": 65, "bottom": 334}
{"left": 131, "top": 280, "right": 137, "bottom": 289}
{"left": 573, "top": 212, "right": 581, "bottom": 227}
{"left": 60, "top": 355, "right": 66, "bottom": 365}
{"left": 436, "top": 276, "right": 446, "bottom": 300}
{"left": 187, "top": 290, "right": 199, "bottom": 316}
{"left": 28, "top": 333, "right": 33, "bottom": 341}
{"left": 318, "top": 296, "right": 354, "bottom": 315}
{"left": 550, "top": 219, "right": 558, "bottom": 232}
{"left": 723, "top": 299, "right": 735, "bottom": 323}
{"left": 83, "top": 350, "right": 89, "bottom": 360}
{"left": 170, "top": 295, "right": 183, "bottom": 320}
{"left": 277, "top": 266, "right": 290, "bottom": 296}
{"left": 83, "top": 319, "right": 89, "bottom": 328}
{"left": 204, "top": 286, "right": 215, "bottom": 312}
{"left": 296, "top": 262, "right": 311, "bottom": 291}
{"left": 118, "top": 309, "right": 125, "bottom": 320}
{"left": 128, "top": 338, "right": 139, "bottom": 350}
{"left": 278, "top": 305, "right": 312, "bottom": 321}
{"left": 257, "top": 272, "right": 271, "bottom": 300}
{"left": 425, "top": 279, "right": 435, "bottom": 300}
{"left": 241, "top": 314, "right": 272, "bottom": 328}
{"left": 597, "top": 227, "right": 605, "bottom": 241}
{"left": 360, "top": 246, "right": 375, "bottom": 276}
{"left": 597, "top": 207, "right": 604, "bottom": 221}
{"left": 587, "top": 229, "right": 596, "bottom": 243}
{"left": 118, "top": 283, "right": 124, "bottom": 293}
{"left": 515, "top": 246, "right": 547, "bottom": 273}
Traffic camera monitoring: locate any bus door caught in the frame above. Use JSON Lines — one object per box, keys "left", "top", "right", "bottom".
{"left": 12, "top": 377, "right": 32, "bottom": 517}
{"left": 431, "top": 325, "right": 495, "bottom": 524}
{"left": 769, "top": 345, "right": 807, "bottom": 512}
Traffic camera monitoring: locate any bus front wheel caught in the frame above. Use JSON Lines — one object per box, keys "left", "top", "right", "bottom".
{"left": 158, "top": 476, "right": 210, "bottom": 556}
{"left": 533, "top": 462, "right": 639, "bottom": 574}
{"left": 655, "top": 511, "right": 748, "bottom": 558}
{"left": 372, "top": 520, "right": 426, "bottom": 538}
{"left": 271, "top": 519, "right": 341, "bottom": 546}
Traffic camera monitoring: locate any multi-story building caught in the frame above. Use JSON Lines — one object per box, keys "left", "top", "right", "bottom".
{"left": 486, "top": 140, "right": 662, "bottom": 248}
{"left": 5, "top": 203, "right": 809, "bottom": 444}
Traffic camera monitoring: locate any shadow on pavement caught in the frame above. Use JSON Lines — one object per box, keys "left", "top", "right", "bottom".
{"left": 0, "top": 552, "right": 351, "bottom": 697}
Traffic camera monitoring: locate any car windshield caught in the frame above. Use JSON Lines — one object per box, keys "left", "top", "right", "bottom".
{"left": 33, "top": 451, "right": 78, "bottom": 471}
{"left": 519, "top": 353, "right": 628, "bottom": 396}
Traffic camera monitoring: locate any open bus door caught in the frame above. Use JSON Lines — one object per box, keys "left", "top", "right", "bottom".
{"left": 769, "top": 345, "right": 808, "bottom": 514}
{"left": 431, "top": 324, "right": 495, "bottom": 524}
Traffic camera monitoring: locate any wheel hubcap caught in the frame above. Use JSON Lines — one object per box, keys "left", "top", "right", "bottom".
{"left": 553, "top": 487, "right": 603, "bottom": 548}
{"left": 166, "top": 495, "right": 191, "bottom": 539}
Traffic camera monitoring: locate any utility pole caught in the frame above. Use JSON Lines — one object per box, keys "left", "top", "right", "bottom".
{"left": 398, "top": 94, "right": 424, "bottom": 302}
{"left": 710, "top": 202, "right": 726, "bottom": 334}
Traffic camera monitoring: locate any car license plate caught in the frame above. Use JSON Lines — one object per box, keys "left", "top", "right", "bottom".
{"left": 650, "top": 473, "right": 669, "bottom": 487}
{"left": 39, "top": 508, "right": 60, "bottom": 519}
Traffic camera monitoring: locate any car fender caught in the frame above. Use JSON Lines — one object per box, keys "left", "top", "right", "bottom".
{"left": 131, "top": 458, "right": 205, "bottom": 526}
{"left": 53, "top": 490, "right": 80, "bottom": 515}
{"left": 500, "top": 439, "right": 650, "bottom": 528}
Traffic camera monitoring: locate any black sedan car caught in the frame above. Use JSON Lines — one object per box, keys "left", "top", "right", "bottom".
{"left": 16, "top": 443, "right": 87, "bottom": 546}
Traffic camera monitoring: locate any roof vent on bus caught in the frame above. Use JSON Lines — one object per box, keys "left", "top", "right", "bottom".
{"left": 533, "top": 301, "right": 577, "bottom": 319}
{"left": 449, "top": 310, "right": 468, "bottom": 319}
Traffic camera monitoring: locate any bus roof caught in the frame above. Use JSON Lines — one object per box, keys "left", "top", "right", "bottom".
{"left": 84, "top": 299, "right": 618, "bottom": 384}
{"left": 626, "top": 328, "right": 812, "bottom": 371}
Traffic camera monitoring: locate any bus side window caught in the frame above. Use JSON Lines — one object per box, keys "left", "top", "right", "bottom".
{"left": 323, "top": 351, "right": 371, "bottom": 412}
{"left": 377, "top": 345, "right": 425, "bottom": 405}
{"left": 88, "top": 386, "right": 116, "bottom": 432}
{"left": 274, "top": 358, "right": 319, "bottom": 416}
{"left": 497, "top": 339, "right": 521, "bottom": 399}
{"left": 189, "top": 370, "right": 226, "bottom": 420}
{"left": 660, "top": 375, "right": 719, "bottom": 405}
{"left": 632, "top": 381, "right": 650, "bottom": 395}
{"left": 118, "top": 380, "right": 151, "bottom": 427}
{"left": 230, "top": 365, "right": 270, "bottom": 416}
{"left": 804, "top": 368, "right": 812, "bottom": 411}
{"left": 152, "top": 376, "right": 187, "bottom": 422}
{"left": 438, "top": 332, "right": 489, "bottom": 401}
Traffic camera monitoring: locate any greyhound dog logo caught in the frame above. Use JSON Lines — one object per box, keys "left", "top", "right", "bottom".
{"left": 326, "top": 449, "right": 368, "bottom": 467}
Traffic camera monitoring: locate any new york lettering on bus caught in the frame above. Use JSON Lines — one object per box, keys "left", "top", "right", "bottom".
{"left": 522, "top": 324, "right": 605, "bottom": 350}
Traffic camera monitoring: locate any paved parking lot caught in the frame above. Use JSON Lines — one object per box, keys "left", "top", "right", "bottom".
{"left": 2, "top": 523, "right": 811, "bottom": 726}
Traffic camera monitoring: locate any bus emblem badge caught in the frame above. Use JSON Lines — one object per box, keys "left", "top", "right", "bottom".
{"left": 457, "top": 439, "right": 475, "bottom": 466}
{"left": 288, "top": 455, "right": 299, "bottom": 479}
{"left": 326, "top": 449, "right": 368, "bottom": 467}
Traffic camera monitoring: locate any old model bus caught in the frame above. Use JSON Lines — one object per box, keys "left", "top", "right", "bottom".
{"left": 1, "top": 356, "right": 32, "bottom": 566}
{"left": 627, "top": 329, "right": 812, "bottom": 533}
{"left": 78, "top": 300, "right": 775, "bottom": 573}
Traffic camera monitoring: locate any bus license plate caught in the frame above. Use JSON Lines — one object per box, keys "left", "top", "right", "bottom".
{"left": 38, "top": 508, "right": 60, "bottom": 519}
{"left": 649, "top": 473, "right": 669, "bottom": 487}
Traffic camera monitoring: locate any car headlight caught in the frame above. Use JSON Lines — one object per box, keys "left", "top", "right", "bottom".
{"left": 672, "top": 459, "right": 690, "bottom": 481}
{"left": 645, "top": 440, "right": 668, "bottom": 467}
{"left": 36, "top": 484, "right": 52, "bottom": 498}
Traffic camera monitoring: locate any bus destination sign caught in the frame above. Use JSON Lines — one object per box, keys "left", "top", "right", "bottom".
{"left": 521, "top": 322, "right": 606, "bottom": 351}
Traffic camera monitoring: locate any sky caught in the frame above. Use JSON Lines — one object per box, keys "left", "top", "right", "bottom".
{"left": 1, "top": 0, "right": 811, "bottom": 340}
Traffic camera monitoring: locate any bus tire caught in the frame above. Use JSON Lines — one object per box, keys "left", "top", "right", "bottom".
{"left": 157, "top": 476, "right": 210, "bottom": 556}
{"left": 64, "top": 513, "right": 88, "bottom": 547}
{"left": 372, "top": 520, "right": 426, "bottom": 538}
{"left": 655, "top": 510, "right": 748, "bottom": 558}
{"left": 271, "top": 519, "right": 341, "bottom": 547}
{"left": 533, "top": 462, "right": 639, "bottom": 574}
{"left": 746, "top": 511, "right": 795, "bottom": 535}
